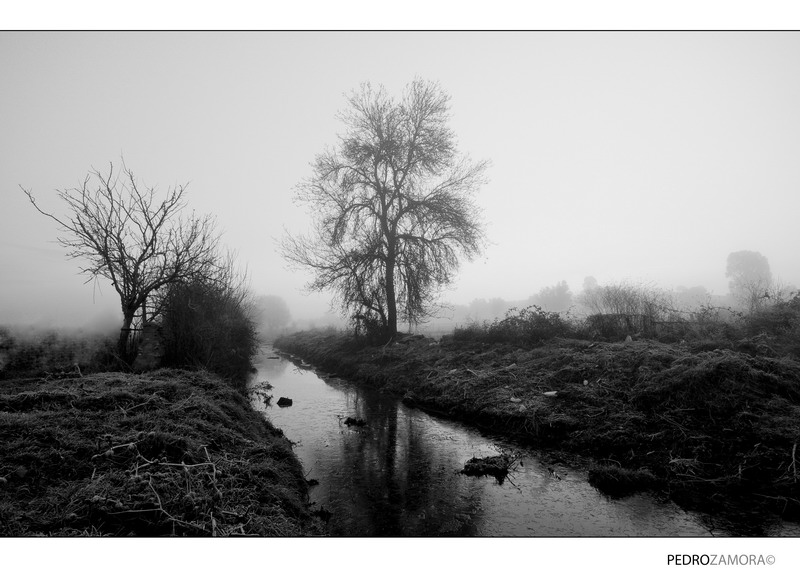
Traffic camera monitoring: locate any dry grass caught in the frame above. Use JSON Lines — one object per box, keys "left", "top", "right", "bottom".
{"left": 588, "top": 464, "right": 659, "bottom": 497}
{"left": 0, "top": 368, "right": 320, "bottom": 536}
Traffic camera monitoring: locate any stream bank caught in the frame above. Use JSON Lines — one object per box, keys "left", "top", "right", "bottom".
{"left": 274, "top": 330, "right": 800, "bottom": 528}
{"left": 250, "top": 348, "right": 719, "bottom": 536}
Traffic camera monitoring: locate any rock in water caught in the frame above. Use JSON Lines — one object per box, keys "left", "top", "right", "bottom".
{"left": 276, "top": 397, "right": 293, "bottom": 407}
{"left": 461, "top": 454, "right": 517, "bottom": 484}
{"left": 344, "top": 417, "right": 366, "bottom": 427}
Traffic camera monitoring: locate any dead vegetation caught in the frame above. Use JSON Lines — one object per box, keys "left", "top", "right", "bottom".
{"left": 588, "top": 464, "right": 659, "bottom": 497}
{"left": 0, "top": 368, "right": 320, "bottom": 536}
{"left": 461, "top": 450, "right": 522, "bottom": 484}
{"left": 343, "top": 417, "right": 367, "bottom": 427}
{"left": 275, "top": 329, "right": 800, "bottom": 522}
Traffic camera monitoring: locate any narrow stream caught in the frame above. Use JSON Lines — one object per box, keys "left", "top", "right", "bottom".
{"left": 249, "top": 347, "right": 799, "bottom": 537}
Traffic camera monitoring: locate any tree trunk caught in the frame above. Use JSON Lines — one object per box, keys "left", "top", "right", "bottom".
{"left": 117, "top": 310, "right": 136, "bottom": 364}
{"left": 385, "top": 252, "right": 398, "bottom": 340}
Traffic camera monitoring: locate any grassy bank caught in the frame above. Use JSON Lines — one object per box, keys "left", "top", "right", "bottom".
{"left": 275, "top": 329, "right": 800, "bottom": 523}
{"left": 0, "top": 368, "right": 319, "bottom": 536}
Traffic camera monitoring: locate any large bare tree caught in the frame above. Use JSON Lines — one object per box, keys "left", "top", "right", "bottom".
{"left": 282, "top": 79, "right": 488, "bottom": 339}
{"left": 22, "top": 162, "right": 219, "bottom": 362}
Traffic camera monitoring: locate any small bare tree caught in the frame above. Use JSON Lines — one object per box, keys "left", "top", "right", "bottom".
{"left": 22, "top": 162, "right": 219, "bottom": 362}
{"left": 282, "top": 79, "right": 488, "bottom": 339}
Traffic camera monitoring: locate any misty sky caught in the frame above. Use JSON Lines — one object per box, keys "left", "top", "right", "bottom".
{"left": 2, "top": 31, "right": 799, "bottom": 329}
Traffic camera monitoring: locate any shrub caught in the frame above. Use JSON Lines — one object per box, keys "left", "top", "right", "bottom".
{"left": 583, "top": 313, "right": 640, "bottom": 340}
{"left": 159, "top": 274, "right": 259, "bottom": 389}
{"left": 350, "top": 311, "right": 391, "bottom": 345}
{"left": 580, "top": 282, "right": 673, "bottom": 339}
{"left": 745, "top": 292, "right": 800, "bottom": 335}
{"left": 452, "top": 306, "right": 573, "bottom": 346}
{"left": 684, "top": 303, "right": 743, "bottom": 341}
{"left": 739, "top": 292, "right": 800, "bottom": 357}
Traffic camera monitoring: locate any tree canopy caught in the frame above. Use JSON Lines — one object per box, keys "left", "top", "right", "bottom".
{"left": 22, "top": 162, "right": 219, "bottom": 361}
{"left": 283, "top": 79, "right": 488, "bottom": 339}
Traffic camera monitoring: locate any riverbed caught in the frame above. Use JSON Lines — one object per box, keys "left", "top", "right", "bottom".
{"left": 249, "top": 348, "right": 798, "bottom": 536}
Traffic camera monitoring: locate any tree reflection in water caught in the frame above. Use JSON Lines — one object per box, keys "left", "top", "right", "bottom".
{"left": 330, "top": 388, "right": 485, "bottom": 535}
{"left": 250, "top": 349, "right": 797, "bottom": 537}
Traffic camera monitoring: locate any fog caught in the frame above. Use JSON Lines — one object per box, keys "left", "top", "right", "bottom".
{"left": 3, "top": 32, "right": 800, "bottom": 332}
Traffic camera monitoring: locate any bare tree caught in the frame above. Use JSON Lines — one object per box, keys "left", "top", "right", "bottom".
{"left": 282, "top": 79, "right": 488, "bottom": 339}
{"left": 22, "top": 162, "right": 219, "bottom": 362}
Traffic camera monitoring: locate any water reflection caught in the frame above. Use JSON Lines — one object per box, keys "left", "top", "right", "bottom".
{"left": 329, "top": 398, "right": 489, "bottom": 536}
{"left": 255, "top": 353, "right": 291, "bottom": 379}
{"left": 249, "top": 349, "right": 797, "bottom": 537}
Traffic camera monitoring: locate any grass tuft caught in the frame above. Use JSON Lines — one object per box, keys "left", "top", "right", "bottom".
{"left": 588, "top": 464, "right": 659, "bottom": 497}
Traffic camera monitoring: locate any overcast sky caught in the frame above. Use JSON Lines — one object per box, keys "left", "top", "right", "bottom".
{"left": 2, "top": 31, "right": 800, "bottom": 328}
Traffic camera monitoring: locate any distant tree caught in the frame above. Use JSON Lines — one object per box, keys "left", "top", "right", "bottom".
{"left": 532, "top": 280, "right": 573, "bottom": 312}
{"left": 578, "top": 276, "right": 601, "bottom": 315}
{"left": 673, "top": 286, "right": 710, "bottom": 311}
{"left": 22, "top": 162, "right": 218, "bottom": 363}
{"left": 726, "top": 250, "right": 772, "bottom": 313}
{"left": 488, "top": 297, "right": 508, "bottom": 319}
{"left": 467, "top": 298, "right": 489, "bottom": 322}
{"left": 282, "top": 79, "right": 488, "bottom": 339}
{"left": 254, "top": 295, "right": 291, "bottom": 336}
